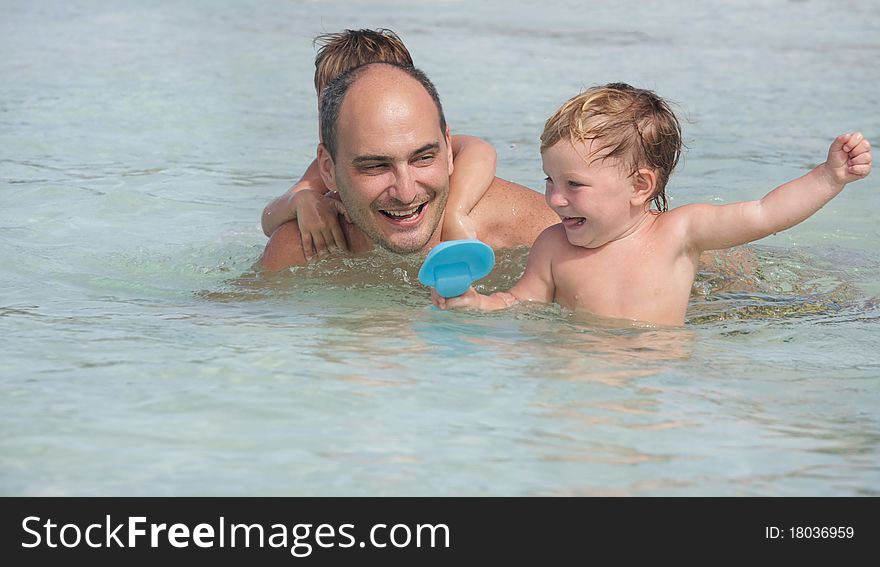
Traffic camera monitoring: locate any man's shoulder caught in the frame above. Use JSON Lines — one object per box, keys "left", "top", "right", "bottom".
{"left": 258, "top": 218, "right": 373, "bottom": 271}
{"left": 481, "top": 176, "right": 540, "bottom": 200}
{"left": 258, "top": 221, "right": 307, "bottom": 271}
{"left": 470, "top": 177, "right": 558, "bottom": 248}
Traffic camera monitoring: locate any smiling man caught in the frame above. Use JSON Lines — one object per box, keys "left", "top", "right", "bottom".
{"left": 258, "top": 63, "right": 557, "bottom": 270}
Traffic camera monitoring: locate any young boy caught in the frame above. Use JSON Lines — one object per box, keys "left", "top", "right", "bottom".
{"left": 431, "top": 83, "right": 872, "bottom": 326}
{"left": 261, "top": 28, "right": 495, "bottom": 259}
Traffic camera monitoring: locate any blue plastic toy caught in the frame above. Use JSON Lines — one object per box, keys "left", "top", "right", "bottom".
{"left": 418, "top": 239, "right": 495, "bottom": 298}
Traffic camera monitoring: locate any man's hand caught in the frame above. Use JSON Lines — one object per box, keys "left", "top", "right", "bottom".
{"left": 293, "top": 189, "right": 351, "bottom": 260}
{"left": 823, "top": 132, "right": 872, "bottom": 187}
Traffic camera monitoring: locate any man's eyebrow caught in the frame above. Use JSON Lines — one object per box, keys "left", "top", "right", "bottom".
{"left": 409, "top": 143, "right": 440, "bottom": 157}
{"left": 352, "top": 154, "right": 391, "bottom": 166}
{"left": 351, "top": 143, "right": 441, "bottom": 166}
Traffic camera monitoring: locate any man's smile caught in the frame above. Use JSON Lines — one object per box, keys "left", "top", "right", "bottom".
{"left": 377, "top": 201, "right": 429, "bottom": 225}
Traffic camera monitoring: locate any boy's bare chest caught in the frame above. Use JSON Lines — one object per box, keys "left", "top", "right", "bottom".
{"left": 550, "top": 240, "right": 694, "bottom": 320}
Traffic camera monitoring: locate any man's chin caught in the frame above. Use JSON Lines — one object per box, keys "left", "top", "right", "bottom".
{"left": 376, "top": 233, "right": 433, "bottom": 254}
{"left": 372, "top": 210, "right": 441, "bottom": 253}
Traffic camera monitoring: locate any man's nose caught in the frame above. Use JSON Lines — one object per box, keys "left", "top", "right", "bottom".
{"left": 389, "top": 165, "right": 419, "bottom": 203}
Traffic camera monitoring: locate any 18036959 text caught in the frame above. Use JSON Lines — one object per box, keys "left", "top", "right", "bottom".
{"left": 765, "top": 526, "right": 854, "bottom": 539}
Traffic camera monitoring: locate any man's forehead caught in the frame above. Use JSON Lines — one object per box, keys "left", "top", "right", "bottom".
{"left": 336, "top": 70, "right": 444, "bottom": 156}
{"left": 339, "top": 126, "right": 445, "bottom": 161}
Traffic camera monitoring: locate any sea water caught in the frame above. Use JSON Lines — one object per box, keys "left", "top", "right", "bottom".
{"left": 1, "top": 0, "right": 878, "bottom": 495}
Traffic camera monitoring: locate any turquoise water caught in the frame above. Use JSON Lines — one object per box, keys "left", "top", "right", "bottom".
{"left": 2, "top": 0, "right": 878, "bottom": 495}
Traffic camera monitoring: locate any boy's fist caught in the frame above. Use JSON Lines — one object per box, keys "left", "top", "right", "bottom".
{"left": 826, "top": 132, "right": 872, "bottom": 185}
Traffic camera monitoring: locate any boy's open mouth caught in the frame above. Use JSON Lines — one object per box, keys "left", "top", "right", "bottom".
{"left": 379, "top": 202, "right": 428, "bottom": 224}
{"left": 561, "top": 216, "right": 586, "bottom": 227}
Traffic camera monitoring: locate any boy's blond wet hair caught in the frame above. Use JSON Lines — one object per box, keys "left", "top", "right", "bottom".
{"left": 313, "top": 29, "right": 413, "bottom": 95}
{"left": 540, "top": 83, "right": 682, "bottom": 212}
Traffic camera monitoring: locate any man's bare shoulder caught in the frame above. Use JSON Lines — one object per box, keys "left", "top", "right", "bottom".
{"left": 258, "top": 221, "right": 308, "bottom": 271}
{"left": 470, "top": 177, "right": 558, "bottom": 248}
{"left": 258, "top": 217, "right": 373, "bottom": 271}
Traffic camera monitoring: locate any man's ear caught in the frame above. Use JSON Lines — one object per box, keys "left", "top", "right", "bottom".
{"left": 631, "top": 168, "right": 657, "bottom": 208}
{"left": 445, "top": 126, "right": 454, "bottom": 176}
{"left": 317, "top": 144, "right": 337, "bottom": 191}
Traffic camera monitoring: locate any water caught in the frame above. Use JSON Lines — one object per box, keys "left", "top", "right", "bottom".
{"left": 2, "top": 0, "right": 879, "bottom": 495}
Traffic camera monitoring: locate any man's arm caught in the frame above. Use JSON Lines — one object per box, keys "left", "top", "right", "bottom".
{"left": 468, "top": 177, "right": 559, "bottom": 248}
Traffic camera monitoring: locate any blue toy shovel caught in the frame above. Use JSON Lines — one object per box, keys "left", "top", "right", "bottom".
{"left": 418, "top": 239, "right": 495, "bottom": 298}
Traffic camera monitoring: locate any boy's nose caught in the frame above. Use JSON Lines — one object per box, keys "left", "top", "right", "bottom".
{"left": 547, "top": 189, "right": 568, "bottom": 207}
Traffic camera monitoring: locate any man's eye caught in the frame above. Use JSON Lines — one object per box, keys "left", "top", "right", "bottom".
{"left": 414, "top": 154, "right": 435, "bottom": 164}
{"left": 360, "top": 164, "right": 386, "bottom": 172}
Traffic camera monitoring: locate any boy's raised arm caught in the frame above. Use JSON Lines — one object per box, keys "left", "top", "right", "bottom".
{"left": 443, "top": 135, "right": 498, "bottom": 240}
{"left": 261, "top": 158, "right": 349, "bottom": 260}
{"left": 684, "top": 132, "right": 872, "bottom": 252}
{"left": 262, "top": 159, "right": 325, "bottom": 236}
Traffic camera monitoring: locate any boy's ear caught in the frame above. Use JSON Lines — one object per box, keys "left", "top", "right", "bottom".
{"left": 631, "top": 168, "right": 657, "bottom": 207}
{"left": 445, "top": 126, "right": 454, "bottom": 176}
{"left": 316, "top": 144, "right": 337, "bottom": 191}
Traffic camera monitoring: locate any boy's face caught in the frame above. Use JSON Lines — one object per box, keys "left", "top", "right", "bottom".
{"left": 542, "top": 140, "right": 644, "bottom": 249}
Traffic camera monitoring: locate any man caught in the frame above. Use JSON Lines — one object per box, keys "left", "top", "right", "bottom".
{"left": 259, "top": 63, "right": 557, "bottom": 270}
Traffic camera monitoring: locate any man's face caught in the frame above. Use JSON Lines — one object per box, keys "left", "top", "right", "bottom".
{"left": 318, "top": 70, "right": 453, "bottom": 254}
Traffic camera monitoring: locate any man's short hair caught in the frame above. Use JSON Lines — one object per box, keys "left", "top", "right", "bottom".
{"left": 313, "top": 29, "right": 413, "bottom": 95}
{"left": 540, "top": 83, "right": 682, "bottom": 212}
{"left": 319, "top": 62, "right": 448, "bottom": 160}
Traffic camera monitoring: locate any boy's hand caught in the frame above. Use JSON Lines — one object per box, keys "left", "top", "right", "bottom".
{"left": 824, "top": 132, "right": 872, "bottom": 186}
{"left": 430, "top": 287, "right": 481, "bottom": 310}
{"left": 293, "top": 189, "right": 350, "bottom": 260}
